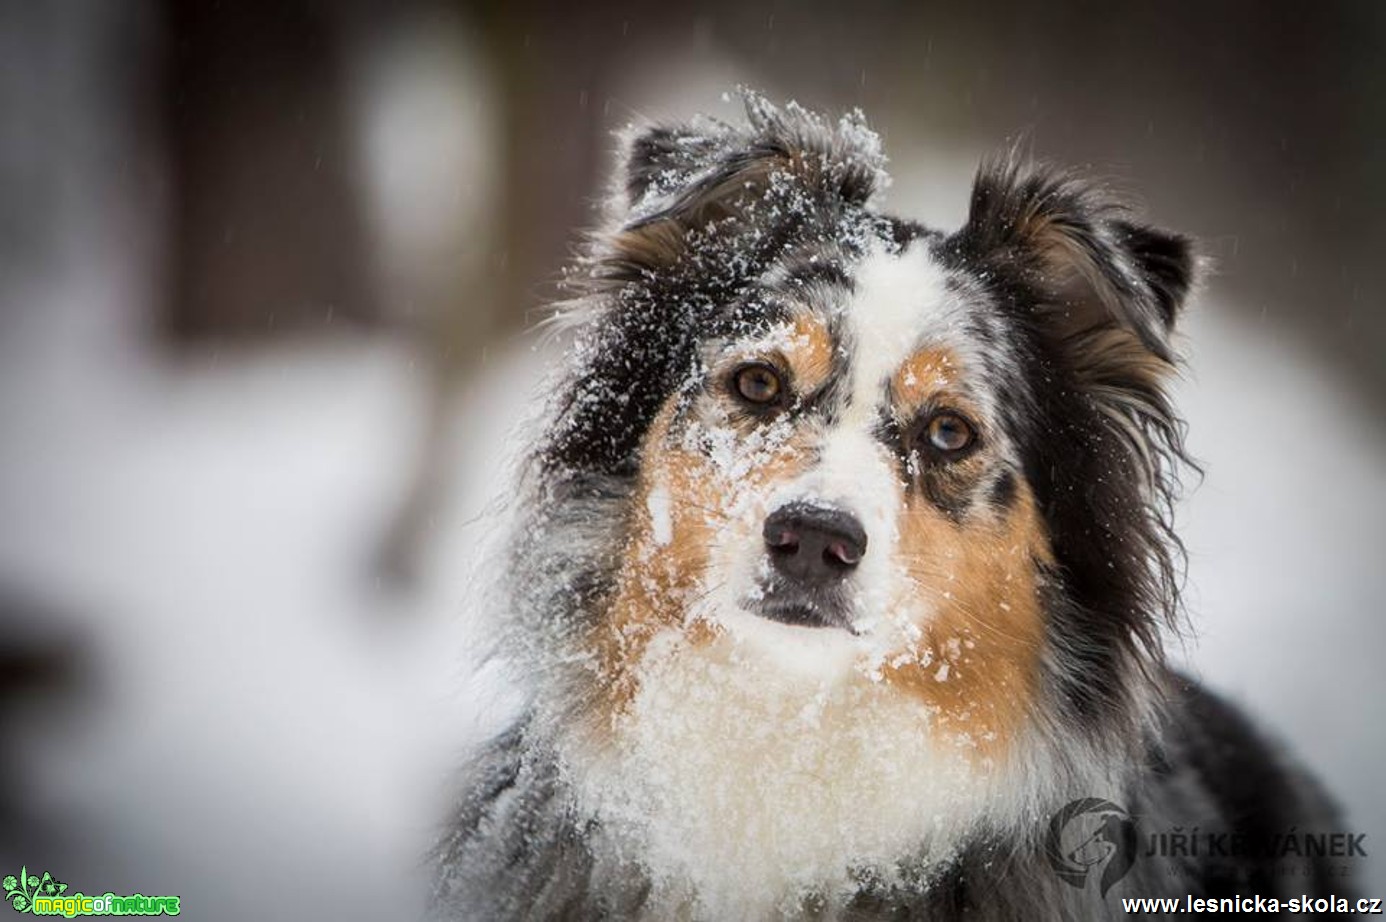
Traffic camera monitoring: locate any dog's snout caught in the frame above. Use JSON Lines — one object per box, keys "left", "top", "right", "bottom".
{"left": 763, "top": 502, "right": 868, "bottom": 584}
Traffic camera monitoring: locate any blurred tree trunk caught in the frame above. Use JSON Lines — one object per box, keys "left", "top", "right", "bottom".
{"left": 160, "top": 0, "right": 379, "bottom": 341}
{"left": 377, "top": 0, "right": 624, "bottom": 582}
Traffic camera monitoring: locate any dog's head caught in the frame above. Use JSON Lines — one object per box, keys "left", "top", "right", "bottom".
{"left": 532, "top": 95, "right": 1194, "bottom": 756}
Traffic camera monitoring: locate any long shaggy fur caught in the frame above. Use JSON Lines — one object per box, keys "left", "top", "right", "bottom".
{"left": 430, "top": 93, "right": 1352, "bottom": 920}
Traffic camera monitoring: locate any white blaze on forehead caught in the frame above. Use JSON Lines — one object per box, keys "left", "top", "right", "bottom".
{"left": 843, "top": 242, "right": 955, "bottom": 421}
{"left": 754, "top": 243, "right": 964, "bottom": 631}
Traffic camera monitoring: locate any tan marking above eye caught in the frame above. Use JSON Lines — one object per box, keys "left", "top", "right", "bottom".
{"left": 893, "top": 348, "right": 961, "bottom": 410}
{"left": 788, "top": 315, "right": 835, "bottom": 392}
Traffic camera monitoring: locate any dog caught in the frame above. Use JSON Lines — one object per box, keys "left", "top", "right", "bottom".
{"left": 430, "top": 94, "right": 1351, "bottom": 920}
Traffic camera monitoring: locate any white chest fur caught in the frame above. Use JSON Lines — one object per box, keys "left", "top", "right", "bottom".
{"left": 562, "top": 628, "right": 1026, "bottom": 919}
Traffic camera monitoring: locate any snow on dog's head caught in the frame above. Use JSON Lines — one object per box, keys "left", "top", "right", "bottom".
{"left": 511, "top": 92, "right": 1195, "bottom": 910}
{"left": 601, "top": 237, "right": 1056, "bottom": 751}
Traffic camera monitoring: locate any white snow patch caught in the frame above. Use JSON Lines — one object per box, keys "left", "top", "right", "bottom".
{"left": 566, "top": 628, "right": 1006, "bottom": 919}
{"left": 646, "top": 480, "right": 673, "bottom": 547}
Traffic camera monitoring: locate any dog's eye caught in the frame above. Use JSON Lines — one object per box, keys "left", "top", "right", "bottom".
{"left": 924, "top": 412, "right": 976, "bottom": 455}
{"left": 731, "top": 363, "right": 784, "bottom": 405}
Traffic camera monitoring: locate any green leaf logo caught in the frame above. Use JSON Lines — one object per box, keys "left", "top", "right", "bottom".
{"left": 4, "top": 865, "right": 63, "bottom": 915}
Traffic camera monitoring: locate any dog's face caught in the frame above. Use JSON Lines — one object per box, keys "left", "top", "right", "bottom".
{"left": 610, "top": 239, "right": 1054, "bottom": 748}
{"left": 523, "top": 98, "right": 1194, "bottom": 907}
{"left": 541, "top": 98, "right": 1192, "bottom": 764}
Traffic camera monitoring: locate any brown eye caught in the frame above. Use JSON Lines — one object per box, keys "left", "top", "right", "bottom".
{"left": 732, "top": 363, "right": 783, "bottom": 405}
{"left": 925, "top": 412, "right": 976, "bottom": 454}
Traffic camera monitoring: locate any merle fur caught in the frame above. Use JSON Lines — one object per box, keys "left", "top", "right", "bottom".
{"left": 431, "top": 96, "right": 1353, "bottom": 920}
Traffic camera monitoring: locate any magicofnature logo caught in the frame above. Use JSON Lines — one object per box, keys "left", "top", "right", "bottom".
{"left": 1046, "top": 798, "right": 1139, "bottom": 897}
{"left": 3, "top": 867, "right": 180, "bottom": 917}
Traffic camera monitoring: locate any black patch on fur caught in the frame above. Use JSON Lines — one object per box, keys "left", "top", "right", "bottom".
{"left": 1113, "top": 218, "right": 1195, "bottom": 332}
{"left": 882, "top": 216, "right": 935, "bottom": 252}
{"left": 1132, "top": 676, "right": 1354, "bottom": 899}
{"left": 778, "top": 254, "right": 856, "bottom": 292}
{"left": 987, "top": 469, "right": 1018, "bottom": 510}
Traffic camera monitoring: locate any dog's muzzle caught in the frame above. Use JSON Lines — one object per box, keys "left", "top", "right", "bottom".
{"left": 754, "top": 502, "right": 866, "bottom": 631}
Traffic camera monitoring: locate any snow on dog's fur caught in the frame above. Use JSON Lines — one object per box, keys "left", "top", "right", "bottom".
{"left": 431, "top": 94, "right": 1350, "bottom": 920}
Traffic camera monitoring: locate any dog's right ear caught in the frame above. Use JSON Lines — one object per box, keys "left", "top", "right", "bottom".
{"left": 623, "top": 125, "right": 724, "bottom": 209}
{"left": 600, "top": 122, "right": 751, "bottom": 278}
{"left": 602, "top": 101, "right": 884, "bottom": 282}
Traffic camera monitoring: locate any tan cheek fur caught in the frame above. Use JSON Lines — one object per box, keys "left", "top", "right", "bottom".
{"left": 596, "top": 313, "right": 835, "bottom": 709}
{"left": 883, "top": 481, "right": 1053, "bottom": 755}
{"left": 591, "top": 401, "right": 814, "bottom": 720}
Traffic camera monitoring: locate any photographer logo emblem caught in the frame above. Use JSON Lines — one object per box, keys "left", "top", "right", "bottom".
{"left": 1046, "top": 798, "right": 1138, "bottom": 896}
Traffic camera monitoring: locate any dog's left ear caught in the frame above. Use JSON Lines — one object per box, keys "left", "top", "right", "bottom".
{"left": 952, "top": 158, "right": 1195, "bottom": 367}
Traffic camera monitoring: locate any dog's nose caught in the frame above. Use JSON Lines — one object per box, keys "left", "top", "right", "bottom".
{"left": 763, "top": 503, "right": 868, "bottom": 584}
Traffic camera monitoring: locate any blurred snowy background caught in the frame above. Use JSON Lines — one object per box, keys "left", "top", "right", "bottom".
{"left": 1, "top": 2, "right": 1383, "bottom": 917}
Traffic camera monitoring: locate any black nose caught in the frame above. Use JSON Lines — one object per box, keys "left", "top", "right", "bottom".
{"left": 762, "top": 503, "right": 868, "bottom": 585}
